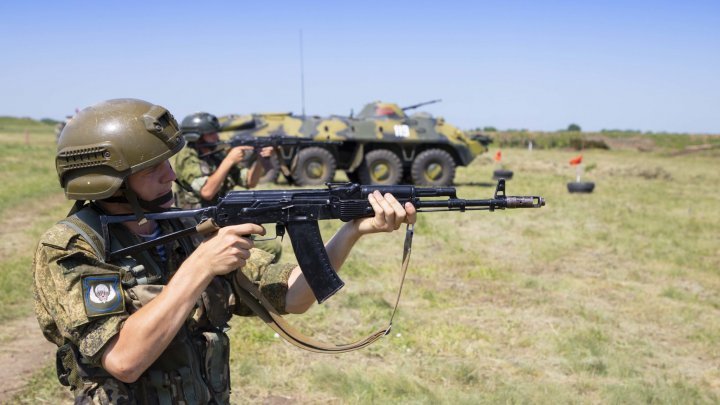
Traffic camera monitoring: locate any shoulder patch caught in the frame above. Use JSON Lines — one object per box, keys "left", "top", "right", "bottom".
{"left": 81, "top": 274, "right": 125, "bottom": 317}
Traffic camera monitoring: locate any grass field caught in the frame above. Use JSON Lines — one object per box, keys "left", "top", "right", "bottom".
{"left": 3, "top": 120, "right": 719, "bottom": 403}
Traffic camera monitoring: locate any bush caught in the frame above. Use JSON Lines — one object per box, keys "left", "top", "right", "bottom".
{"left": 567, "top": 123, "right": 582, "bottom": 132}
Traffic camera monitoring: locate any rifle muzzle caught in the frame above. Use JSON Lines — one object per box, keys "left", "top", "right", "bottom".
{"left": 505, "top": 196, "right": 545, "bottom": 208}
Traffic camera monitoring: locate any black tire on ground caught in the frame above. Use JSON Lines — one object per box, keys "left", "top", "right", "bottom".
{"left": 292, "top": 146, "right": 337, "bottom": 186}
{"left": 357, "top": 149, "right": 404, "bottom": 185}
{"left": 492, "top": 169, "right": 514, "bottom": 180}
{"left": 258, "top": 154, "right": 281, "bottom": 184}
{"left": 567, "top": 181, "right": 595, "bottom": 193}
{"left": 410, "top": 149, "right": 457, "bottom": 186}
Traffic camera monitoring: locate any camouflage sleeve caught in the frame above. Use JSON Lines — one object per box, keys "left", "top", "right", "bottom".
{"left": 173, "top": 147, "right": 209, "bottom": 195}
{"left": 33, "top": 224, "right": 128, "bottom": 365}
{"left": 230, "top": 248, "right": 295, "bottom": 316}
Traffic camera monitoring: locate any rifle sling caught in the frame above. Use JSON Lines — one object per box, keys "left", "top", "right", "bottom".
{"left": 232, "top": 223, "right": 414, "bottom": 354}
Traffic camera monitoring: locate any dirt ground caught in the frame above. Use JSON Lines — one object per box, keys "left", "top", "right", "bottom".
{"left": 0, "top": 316, "right": 56, "bottom": 401}
{"left": 0, "top": 194, "right": 67, "bottom": 402}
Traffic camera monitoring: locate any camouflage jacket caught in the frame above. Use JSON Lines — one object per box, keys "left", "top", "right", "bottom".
{"left": 173, "top": 145, "right": 250, "bottom": 209}
{"left": 32, "top": 205, "right": 295, "bottom": 404}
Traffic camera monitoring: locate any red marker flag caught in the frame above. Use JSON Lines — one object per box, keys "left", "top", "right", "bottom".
{"left": 494, "top": 150, "right": 502, "bottom": 162}
{"left": 569, "top": 155, "right": 583, "bottom": 166}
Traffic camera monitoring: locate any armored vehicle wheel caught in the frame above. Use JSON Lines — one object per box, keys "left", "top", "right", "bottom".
{"left": 411, "top": 149, "right": 456, "bottom": 186}
{"left": 258, "top": 154, "right": 281, "bottom": 184}
{"left": 492, "top": 169, "right": 514, "bottom": 180}
{"left": 567, "top": 181, "right": 595, "bottom": 193}
{"left": 358, "top": 149, "right": 403, "bottom": 185}
{"left": 293, "top": 146, "right": 337, "bottom": 186}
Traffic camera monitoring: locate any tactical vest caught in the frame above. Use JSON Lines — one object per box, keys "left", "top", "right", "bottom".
{"left": 56, "top": 205, "right": 233, "bottom": 404}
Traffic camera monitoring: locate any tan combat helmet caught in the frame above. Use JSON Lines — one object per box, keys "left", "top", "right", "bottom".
{"left": 56, "top": 98, "right": 185, "bottom": 201}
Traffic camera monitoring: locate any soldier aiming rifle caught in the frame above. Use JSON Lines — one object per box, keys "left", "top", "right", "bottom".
{"left": 34, "top": 98, "right": 418, "bottom": 403}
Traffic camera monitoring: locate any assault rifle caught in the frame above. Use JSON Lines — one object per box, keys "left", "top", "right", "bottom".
{"left": 198, "top": 133, "right": 341, "bottom": 159}
{"left": 101, "top": 180, "right": 544, "bottom": 304}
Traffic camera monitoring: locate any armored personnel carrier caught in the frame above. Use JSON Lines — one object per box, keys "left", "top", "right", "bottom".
{"left": 219, "top": 100, "right": 491, "bottom": 186}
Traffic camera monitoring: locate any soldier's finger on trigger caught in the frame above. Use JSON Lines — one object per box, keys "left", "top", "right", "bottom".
{"left": 225, "top": 223, "right": 264, "bottom": 237}
{"left": 254, "top": 224, "right": 267, "bottom": 236}
{"left": 240, "top": 224, "right": 265, "bottom": 237}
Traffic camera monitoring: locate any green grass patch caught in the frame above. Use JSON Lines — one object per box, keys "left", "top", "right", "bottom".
{"left": 557, "top": 327, "right": 611, "bottom": 375}
{"left": 490, "top": 129, "right": 720, "bottom": 151}
{"left": 310, "top": 365, "right": 440, "bottom": 404}
{"left": 0, "top": 257, "right": 37, "bottom": 321}
{"left": 604, "top": 376, "right": 718, "bottom": 405}
{"left": 0, "top": 138, "right": 59, "bottom": 214}
{"left": 0, "top": 116, "right": 57, "bottom": 135}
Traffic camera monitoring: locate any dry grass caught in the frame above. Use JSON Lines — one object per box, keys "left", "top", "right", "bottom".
{"left": 222, "top": 147, "right": 720, "bottom": 403}
{"left": 7, "top": 128, "right": 720, "bottom": 403}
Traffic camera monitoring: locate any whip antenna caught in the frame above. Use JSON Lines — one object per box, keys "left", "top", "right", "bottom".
{"left": 299, "top": 29, "right": 306, "bottom": 116}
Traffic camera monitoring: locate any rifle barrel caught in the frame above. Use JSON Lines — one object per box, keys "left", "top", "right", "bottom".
{"left": 415, "top": 196, "right": 544, "bottom": 210}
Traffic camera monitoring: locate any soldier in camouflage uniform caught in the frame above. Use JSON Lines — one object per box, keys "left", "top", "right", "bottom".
{"left": 173, "top": 112, "right": 282, "bottom": 262}
{"left": 32, "top": 98, "right": 415, "bottom": 404}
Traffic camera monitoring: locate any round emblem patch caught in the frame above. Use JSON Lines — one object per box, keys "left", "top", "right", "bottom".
{"left": 81, "top": 274, "right": 125, "bottom": 317}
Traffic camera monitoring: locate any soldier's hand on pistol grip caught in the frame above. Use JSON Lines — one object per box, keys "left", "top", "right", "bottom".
{"left": 190, "top": 223, "right": 266, "bottom": 277}
{"left": 225, "top": 146, "right": 253, "bottom": 165}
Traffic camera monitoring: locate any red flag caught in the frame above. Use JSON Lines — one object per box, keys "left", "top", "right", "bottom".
{"left": 569, "top": 154, "right": 583, "bottom": 165}
{"left": 494, "top": 150, "right": 502, "bottom": 162}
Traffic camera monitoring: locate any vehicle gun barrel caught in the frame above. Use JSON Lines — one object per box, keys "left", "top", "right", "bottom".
{"left": 401, "top": 99, "right": 442, "bottom": 111}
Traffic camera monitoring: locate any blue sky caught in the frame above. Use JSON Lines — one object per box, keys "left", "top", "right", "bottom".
{"left": 1, "top": 1, "right": 718, "bottom": 133}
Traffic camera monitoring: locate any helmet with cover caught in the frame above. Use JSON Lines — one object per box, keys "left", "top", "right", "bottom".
{"left": 56, "top": 98, "right": 185, "bottom": 201}
{"left": 180, "top": 112, "right": 220, "bottom": 142}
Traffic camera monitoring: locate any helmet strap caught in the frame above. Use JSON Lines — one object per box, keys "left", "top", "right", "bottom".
{"left": 122, "top": 187, "right": 148, "bottom": 226}
{"left": 102, "top": 188, "right": 174, "bottom": 223}
{"left": 141, "top": 190, "right": 175, "bottom": 209}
